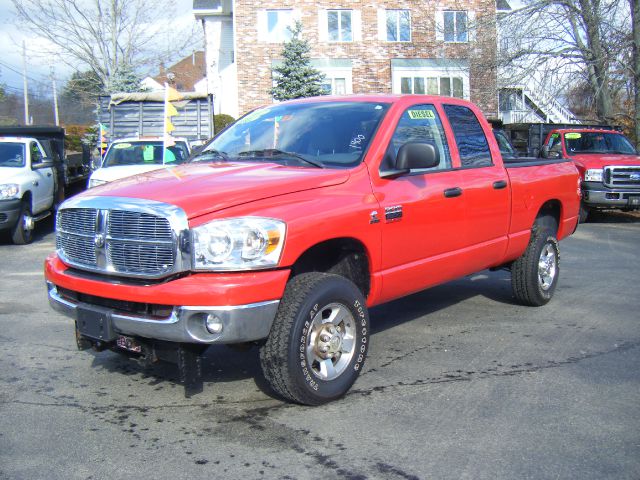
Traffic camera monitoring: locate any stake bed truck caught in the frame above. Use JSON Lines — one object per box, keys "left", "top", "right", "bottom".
{"left": 45, "top": 95, "right": 580, "bottom": 404}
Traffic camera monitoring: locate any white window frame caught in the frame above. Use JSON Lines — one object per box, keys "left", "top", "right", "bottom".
{"left": 258, "top": 9, "right": 297, "bottom": 43}
{"left": 392, "top": 66, "right": 469, "bottom": 99}
{"left": 385, "top": 9, "right": 411, "bottom": 42}
{"left": 317, "top": 66, "right": 353, "bottom": 95}
{"left": 436, "top": 10, "right": 475, "bottom": 43}
{"left": 327, "top": 9, "right": 353, "bottom": 42}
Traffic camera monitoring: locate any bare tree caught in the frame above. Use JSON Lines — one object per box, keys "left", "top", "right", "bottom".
{"left": 499, "top": 0, "right": 632, "bottom": 124}
{"left": 12, "top": 0, "right": 200, "bottom": 91}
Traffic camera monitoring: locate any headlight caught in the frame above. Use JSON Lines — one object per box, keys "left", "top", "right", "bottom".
{"left": 0, "top": 184, "right": 19, "bottom": 200}
{"left": 584, "top": 169, "right": 603, "bottom": 182}
{"left": 88, "top": 177, "right": 108, "bottom": 189}
{"left": 192, "top": 217, "right": 286, "bottom": 271}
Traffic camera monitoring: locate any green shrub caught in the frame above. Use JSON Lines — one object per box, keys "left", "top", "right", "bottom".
{"left": 214, "top": 114, "right": 235, "bottom": 135}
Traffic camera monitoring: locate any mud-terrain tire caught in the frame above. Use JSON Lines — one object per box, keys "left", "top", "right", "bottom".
{"left": 259, "top": 272, "right": 369, "bottom": 405}
{"left": 511, "top": 218, "right": 560, "bottom": 307}
{"left": 11, "top": 201, "right": 33, "bottom": 245}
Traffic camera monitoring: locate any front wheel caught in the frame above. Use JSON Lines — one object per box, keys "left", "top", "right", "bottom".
{"left": 259, "top": 272, "right": 369, "bottom": 405}
{"left": 511, "top": 225, "right": 560, "bottom": 306}
{"left": 11, "top": 201, "right": 34, "bottom": 245}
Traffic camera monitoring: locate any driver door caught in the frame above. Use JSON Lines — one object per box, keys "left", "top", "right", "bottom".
{"left": 29, "top": 141, "right": 55, "bottom": 213}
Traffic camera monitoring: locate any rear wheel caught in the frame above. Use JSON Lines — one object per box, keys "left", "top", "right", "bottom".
{"left": 259, "top": 272, "right": 369, "bottom": 405}
{"left": 11, "top": 201, "right": 34, "bottom": 245}
{"left": 511, "top": 218, "right": 560, "bottom": 306}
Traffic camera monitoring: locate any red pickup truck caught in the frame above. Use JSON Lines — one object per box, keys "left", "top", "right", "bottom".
{"left": 45, "top": 95, "right": 580, "bottom": 405}
{"left": 541, "top": 128, "right": 640, "bottom": 222}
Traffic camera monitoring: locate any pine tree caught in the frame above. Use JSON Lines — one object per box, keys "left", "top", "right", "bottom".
{"left": 270, "top": 22, "right": 327, "bottom": 101}
{"left": 107, "top": 64, "right": 146, "bottom": 93}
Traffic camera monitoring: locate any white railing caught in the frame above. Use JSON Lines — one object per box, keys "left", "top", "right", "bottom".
{"left": 499, "top": 109, "right": 546, "bottom": 124}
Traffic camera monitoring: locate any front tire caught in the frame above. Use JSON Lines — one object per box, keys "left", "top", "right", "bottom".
{"left": 259, "top": 272, "right": 369, "bottom": 405}
{"left": 11, "top": 201, "right": 34, "bottom": 245}
{"left": 511, "top": 223, "right": 560, "bottom": 306}
{"left": 578, "top": 201, "right": 589, "bottom": 223}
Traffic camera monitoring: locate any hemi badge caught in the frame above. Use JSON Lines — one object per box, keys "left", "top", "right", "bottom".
{"left": 369, "top": 211, "right": 380, "bottom": 224}
{"left": 385, "top": 205, "right": 403, "bottom": 222}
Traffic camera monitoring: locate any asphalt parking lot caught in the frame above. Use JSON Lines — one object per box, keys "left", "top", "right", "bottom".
{"left": 1, "top": 211, "right": 639, "bottom": 480}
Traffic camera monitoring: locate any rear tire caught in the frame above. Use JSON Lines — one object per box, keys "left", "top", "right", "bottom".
{"left": 259, "top": 272, "right": 369, "bottom": 405}
{"left": 511, "top": 219, "right": 560, "bottom": 306}
{"left": 11, "top": 201, "right": 34, "bottom": 245}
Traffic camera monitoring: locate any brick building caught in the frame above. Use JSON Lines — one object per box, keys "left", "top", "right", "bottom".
{"left": 193, "top": 0, "right": 498, "bottom": 119}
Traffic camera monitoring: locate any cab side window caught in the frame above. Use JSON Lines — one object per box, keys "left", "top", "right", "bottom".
{"left": 383, "top": 104, "right": 452, "bottom": 173}
{"left": 443, "top": 104, "right": 492, "bottom": 167}
{"left": 30, "top": 142, "right": 43, "bottom": 164}
{"left": 548, "top": 134, "right": 562, "bottom": 153}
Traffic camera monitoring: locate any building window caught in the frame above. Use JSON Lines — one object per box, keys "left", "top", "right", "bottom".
{"left": 400, "top": 76, "right": 464, "bottom": 98}
{"left": 328, "top": 10, "right": 352, "bottom": 42}
{"left": 322, "top": 77, "right": 347, "bottom": 95}
{"left": 444, "top": 11, "right": 467, "bottom": 42}
{"left": 267, "top": 10, "right": 293, "bottom": 42}
{"left": 386, "top": 10, "right": 410, "bottom": 42}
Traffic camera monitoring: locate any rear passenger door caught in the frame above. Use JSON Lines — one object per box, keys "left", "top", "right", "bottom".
{"left": 442, "top": 104, "right": 510, "bottom": 269}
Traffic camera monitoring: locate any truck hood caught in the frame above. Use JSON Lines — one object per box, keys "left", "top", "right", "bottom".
{"left": 570, "top": 154, "right": 640, "bottom": 170}
{"left": 86, "top": 162, "right": 351, "bottom": 219}
{"left": 90, "top": 164, "right": 168, "bottom": 184}
{"left": 0, "top": 167, "right": 28, "bottom": 182}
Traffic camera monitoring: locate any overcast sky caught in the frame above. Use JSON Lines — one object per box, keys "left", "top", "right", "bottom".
{"left": 0, "top": 0, "right": 200, "bottom": 95}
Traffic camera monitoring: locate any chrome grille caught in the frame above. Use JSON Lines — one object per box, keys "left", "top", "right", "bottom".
{"left": 604, "top": 166, "right": 640, "bottom": 188}
{"left": 55, "top": 197, "right": 188, "bottom": 279}
{"left": 58, "top": 208, "right": 97, "bottom": 235}
{"left": 108, "top": 211, "right": 173, "bottom": 241}
{"left": 56, "top": 234, "right": 97, "bottom": 266}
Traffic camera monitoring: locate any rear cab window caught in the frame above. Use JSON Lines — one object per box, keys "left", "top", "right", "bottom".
{"left": 443, "top": 104, "right": 493, "bottom": 168}
{"left": 381, "top": 104, "right": 452, "bottom": 174}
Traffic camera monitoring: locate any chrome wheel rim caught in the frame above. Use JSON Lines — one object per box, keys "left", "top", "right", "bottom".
{"left": 538, "top": 243, "right": 557, "bottom": 290}
{"left": 306, "top": 302, "right": 356, "bottom": 381}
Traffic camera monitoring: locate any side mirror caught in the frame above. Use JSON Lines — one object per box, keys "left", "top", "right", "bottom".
{"left": 32, "top": 157, "right": 54, "bottom": 170}
{"left": 541, "top": 146, "right": 561, "bottom": 159}
{"left": 380, "top": 142, "right": 440, "bottom": 179}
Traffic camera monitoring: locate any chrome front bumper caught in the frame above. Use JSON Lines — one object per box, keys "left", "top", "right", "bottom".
{"left": 47, "top": 282, "right": 279, "bottom": 344}
{"left": 583, "top": 189, "right": 640, "bottom": 208}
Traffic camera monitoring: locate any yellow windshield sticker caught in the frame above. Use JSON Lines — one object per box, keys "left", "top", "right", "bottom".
{"left": 143, "top": 145, "right": 155, "bottom": 161}
{"left": 408, "top": 110, "right": 435, "bottom": 120}
{"left": 565, "top": 133, "right": 582, "bottom": 139}
{"left": 113, "top": 143, "right": 131, "bottom": 149}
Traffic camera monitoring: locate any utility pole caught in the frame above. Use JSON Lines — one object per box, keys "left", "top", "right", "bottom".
{"left": 22, "top": 41, "right": 30, "bottom": 125}
{"left": 51, "top": 66, "right": 60, "bottom": 126}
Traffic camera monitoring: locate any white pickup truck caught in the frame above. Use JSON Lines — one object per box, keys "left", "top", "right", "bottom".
{"left": 88, "top": 137, "right": 191, "bottom": 188}
{"left": 0, "top": 137, "right": 58, "bottom": 244}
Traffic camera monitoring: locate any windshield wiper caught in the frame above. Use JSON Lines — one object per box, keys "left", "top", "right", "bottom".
{"left": 191, "top": 149, "right": 230, "bottom": 162}
{"left": 237, "top": 149, "right": 323, "bottom": 168}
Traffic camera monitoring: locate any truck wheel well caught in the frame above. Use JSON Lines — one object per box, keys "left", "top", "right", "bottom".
{"left": 291, "top": 239, "right": 370, "bottom": 298}
{"left": 21, "top": 191, "right": 33, "bottom": 209}
{"left": 536, "top": 200, "right": 560, "bottom": 234}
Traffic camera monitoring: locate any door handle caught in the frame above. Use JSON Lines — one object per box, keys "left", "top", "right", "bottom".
{"left": 443, "top": 187, "right": 463, "bottom": 198}
{"left": 47, "top": 172, "right": 52, "bottom": 177}
{"left": 32, "top": 181, "right": 39, "bottom": 187}
{"left": 493, "top": 180, "right": 507, "bottom": 189}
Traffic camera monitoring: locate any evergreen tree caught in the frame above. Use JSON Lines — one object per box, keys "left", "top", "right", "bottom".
{"left": 107, "top": 63, "right": 145, "bottom": 93}
{"left": 270, "top": 22, "right": 327, "bottom": 101}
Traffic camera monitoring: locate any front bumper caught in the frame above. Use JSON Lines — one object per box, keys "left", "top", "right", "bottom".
{"left": 45, "top": 254, "right": 290, "bottom": 345}
{"left": 582, "top": 184, "right": 640, "bottom": 208}
{"left": 47, "top": 282, "right": 280, "bottom": 344}
{"left": 0, "top": 199, "right": 21, "bottom": 230}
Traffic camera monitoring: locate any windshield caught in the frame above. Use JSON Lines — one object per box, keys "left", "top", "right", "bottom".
{"left": 103, "top": 141, "right": 189, "bottom": 167}
{"left": 193, "top": 101, "right": 390, "bottom": 168}
{"left": 0, "top": 143, "right": 26, "bottom": 168}
{"left": 564, "top": 132, "right": 636, "bottom": 155}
